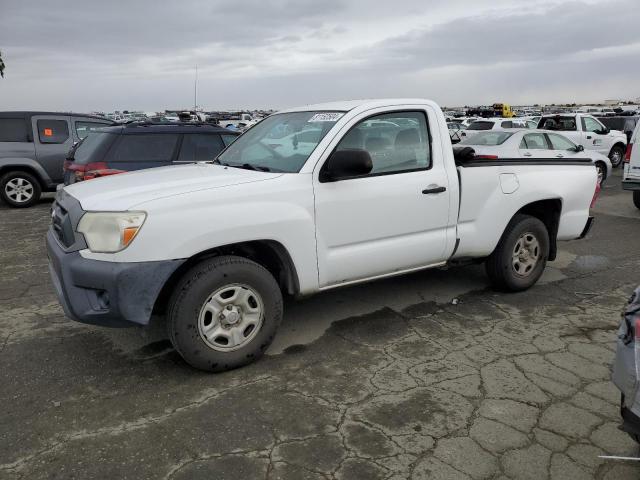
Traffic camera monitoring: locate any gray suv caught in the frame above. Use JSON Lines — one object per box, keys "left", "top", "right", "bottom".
{"left": 0, "top": 111, "right": 114, "bottom": 207}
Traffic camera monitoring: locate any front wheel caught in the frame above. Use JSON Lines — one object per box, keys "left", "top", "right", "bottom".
{"left": 485, "top": 214, "right": 549, "bottom": 292}
{"left": 609, "top": 145, "right": 625, "bottom": 168}
{"left": 167, "top": 255, "right": 282, "bottom": 372}
{"left": 634, "top": 191, "right": 640, "bottom": 210}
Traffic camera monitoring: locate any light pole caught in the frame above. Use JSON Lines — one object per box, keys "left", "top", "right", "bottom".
{"left": 194, "top": 65, "right": 198, "bottom": 112}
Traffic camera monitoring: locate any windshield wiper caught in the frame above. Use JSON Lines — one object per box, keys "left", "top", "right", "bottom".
{"left": 240, "top": 163, "right": 271, "bottom": 172}
{"left": 213, "top": 160, "right": 271, "bottom": 172}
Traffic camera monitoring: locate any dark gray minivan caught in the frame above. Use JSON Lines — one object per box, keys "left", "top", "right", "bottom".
{"left": 0, "top": 112, "right": 114, "bottom": 207}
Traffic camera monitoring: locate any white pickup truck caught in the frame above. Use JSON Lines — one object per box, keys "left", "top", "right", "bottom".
{"left": 538, "top": 113, "right": 628, "bottom": 167}
{"left": 47, "top": 99, "right": 597, "bottom": 371}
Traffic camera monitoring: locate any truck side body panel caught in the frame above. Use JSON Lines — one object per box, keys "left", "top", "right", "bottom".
{"left": 454, "top": 163, "right": 596, "bottom": 259}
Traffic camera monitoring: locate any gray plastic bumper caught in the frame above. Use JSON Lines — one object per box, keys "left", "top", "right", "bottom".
{"left": 47, "top": 229, "right": 185, "bottom": 327}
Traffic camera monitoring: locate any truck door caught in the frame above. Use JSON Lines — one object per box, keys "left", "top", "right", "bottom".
{"left": 31, "top": 115, "right": 73, "bottom": 184}
{"left": 313, "top": 108, "right": 454, "bottom": 287}
{"left": 581, "top": 116, "right": 609, "bottom": 156}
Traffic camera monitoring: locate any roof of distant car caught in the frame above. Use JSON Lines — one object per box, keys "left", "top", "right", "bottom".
{"left": 0, "top": 111, "right": 113, "bottom": 122}
{"left": 94, "top": 123, "right": 241, "bottom": 135}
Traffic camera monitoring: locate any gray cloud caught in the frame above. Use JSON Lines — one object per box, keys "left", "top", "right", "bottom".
{"left": 0, "top": 0, "right": 638, "bottom": 111}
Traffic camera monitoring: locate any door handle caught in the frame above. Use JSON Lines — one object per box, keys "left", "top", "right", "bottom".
{"left": 586, "top": 135, "right": 592, "bottom": 139}
{"left": 422, "top": 186, "right": 446, "bottom": 194}
{"left": 555, "top": 154, "right": 564, "bottom": 158}
{"left": 523, "top": 152, "right": 532, "bottom": 157}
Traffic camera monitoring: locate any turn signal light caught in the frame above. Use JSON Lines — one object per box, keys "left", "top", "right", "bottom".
{"left": 122, "top": 226, "right": 139, "bottom": 246}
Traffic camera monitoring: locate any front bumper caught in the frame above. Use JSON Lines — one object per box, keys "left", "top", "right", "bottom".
{"left": 47, "top": 229, "right": 185, "bottom": 327}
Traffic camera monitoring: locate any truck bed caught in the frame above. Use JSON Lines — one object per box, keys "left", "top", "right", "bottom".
{"left": 453, "top": 158, "right": 597, "bottom": 259}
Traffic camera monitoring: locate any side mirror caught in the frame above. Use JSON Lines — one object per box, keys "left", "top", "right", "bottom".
{"left": 320, "top": 149, "right": 373, "bottom": 182}
{"left": 574, "top": 144, "right": 584, "bottom": 152}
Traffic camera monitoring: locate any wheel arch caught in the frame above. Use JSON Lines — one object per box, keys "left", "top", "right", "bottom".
{"left": 152, "top": 239, "right": 300, "bottom": 316}
{"left": 610, "top": 142, "right": 627, "bottom": 156}
{"left": 513, "top": 199, "right": 562, "bottom": 261}
{"left": 0, "top": 161, "right": 51, "bottom": 190}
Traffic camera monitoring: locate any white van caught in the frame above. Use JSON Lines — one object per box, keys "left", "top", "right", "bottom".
{"left": 623, "top": 122, "right": 640, "bottom": 209}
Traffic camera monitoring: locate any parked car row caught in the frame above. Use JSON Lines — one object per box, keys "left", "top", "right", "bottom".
{"left": 0, "top": 112, "right": 239, "bottom": 207}
{"left": 457, "top": 129, "right": 612, "bottom": 186}
{"left": 0, "top": 112, "right": 114, "bottom": 207}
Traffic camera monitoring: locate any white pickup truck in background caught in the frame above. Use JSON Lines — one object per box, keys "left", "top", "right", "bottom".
{"left": 538, "top": 113, "right": 628, "bottom": 167}
{"left": 47, "top": 99, "right": 598, "bottom": 371}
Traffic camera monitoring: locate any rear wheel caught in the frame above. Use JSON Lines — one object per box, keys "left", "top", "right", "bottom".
{"left": 167, "top": 255, "right": 282, "bottom": 372}
{"left": 609, "top": 145, "right": 625, "bottom": 168}
{"left": 485, "top": 214, "right": 549, "bottom": 292}
{"left": 0, "top": 171, "right": 42, "bottom": 208}
{"left": 633, "top": 191, "right": 640, "bottom": 210}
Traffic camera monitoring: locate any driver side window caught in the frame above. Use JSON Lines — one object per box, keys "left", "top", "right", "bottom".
{"left": 582, "top": 117, "right": 603, "bottom": 133}
{"left": 333, "top": 111, "right": 431, "bottom": 175}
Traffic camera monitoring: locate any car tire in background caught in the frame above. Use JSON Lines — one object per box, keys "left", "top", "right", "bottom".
{"left": 595, "top": 161, "right": 607, "bottom": 186}
{"left": 633, "top": 191, "right": 640, "bottom": 210}
{"left": 609, "top": 145, "right": 625, "bottom": 168}
{"left": 167, "top": 255, "right": 283, "bottom": 372}
{"left": 0, "top": 170, "right": 42, "bottom": 208}
{"left": 485, "top": 214, "right": 549, "bottom": 292}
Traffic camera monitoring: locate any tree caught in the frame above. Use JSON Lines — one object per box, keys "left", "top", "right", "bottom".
{"left": 0, "top": 51, "right": 5, "bottom": 78}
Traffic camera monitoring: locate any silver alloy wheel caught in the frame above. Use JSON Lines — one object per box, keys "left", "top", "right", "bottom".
{"left": 611, "top": 150, "right": 622, "bottom": 166}
{"left": 5, "top": 177, "right": 34, "bottom": 203}
{"left": 197, "top": 283, "right": 264, "bottom": 352}
{"left": 512, "top": 232, "right": 540, "bottom": 277}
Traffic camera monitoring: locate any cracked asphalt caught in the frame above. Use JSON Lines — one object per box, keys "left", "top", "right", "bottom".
{"left": 1, "top": 169, "right": 640, "bottom": 480}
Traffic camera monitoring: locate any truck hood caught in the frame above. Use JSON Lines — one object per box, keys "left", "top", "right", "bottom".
{"left": 64, "top": 163, "right": 283, "bottom": 211}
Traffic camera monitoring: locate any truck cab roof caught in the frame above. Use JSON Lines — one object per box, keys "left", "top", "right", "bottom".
{"left": 279, "top": 98, "right": 441, "bottom": 114}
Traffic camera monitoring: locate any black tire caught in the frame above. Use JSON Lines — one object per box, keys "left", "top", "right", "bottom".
{"left": 634, "top": 191, "right": 640, "bottom": 210}
{"left": 167, "top": 255, "right": 282, "bottom": 372}
{"left": 0, "top": 170, "right": 42, "bottom": 208}
{"left": 595, "top": 161, "right": 606, "bottom": 186}
{"left": 609, "top": 144, "right": 625, "bottom": 168}
{"left": 485, "top": 214, "right": 549, "bottom": 292}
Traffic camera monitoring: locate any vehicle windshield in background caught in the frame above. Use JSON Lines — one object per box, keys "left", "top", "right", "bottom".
{"left": 460, "top": 131, "right": 513, "bottom": 145}
{"left": 538, "top": 116, "right": 577, "bottom": 131}
{"left": 215, "top": 111, "right": 344, "bottom": 172}
{"left": 466, "top": 121, "right": 495, "bottom": 131}
{"left": 72, "top": 131, "right": 115, "bottom": 165}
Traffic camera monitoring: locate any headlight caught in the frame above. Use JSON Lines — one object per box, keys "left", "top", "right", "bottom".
{"left": 77, "top": 211, "right": 146, "bottom": 253}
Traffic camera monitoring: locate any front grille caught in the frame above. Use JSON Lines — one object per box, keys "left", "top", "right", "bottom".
{"left": 51, "top": 202, "right": 75, "bottom": 248}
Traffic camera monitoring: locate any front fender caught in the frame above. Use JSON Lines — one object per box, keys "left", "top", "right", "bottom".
{"left": 78, "top": 175, "right": 321, "bottom": 294}
{"left": 0, "top": 157, "right": 54, "bottom": 188}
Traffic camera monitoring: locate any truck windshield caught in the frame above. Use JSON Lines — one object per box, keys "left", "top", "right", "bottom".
{"left": 538, "top": 116, "right": 577, "bottom": 131}
{"left": 215, "top": 111, "right": 344, "bottom": 172}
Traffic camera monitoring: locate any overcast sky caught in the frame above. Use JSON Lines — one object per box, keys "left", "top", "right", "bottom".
{"left": 1, "top": 0, "right": 639, "bottom": 112}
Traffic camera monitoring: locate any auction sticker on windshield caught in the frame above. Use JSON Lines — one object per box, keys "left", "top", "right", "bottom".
{"left": 308, "top": 113, "right": 344, "bottom": 123}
